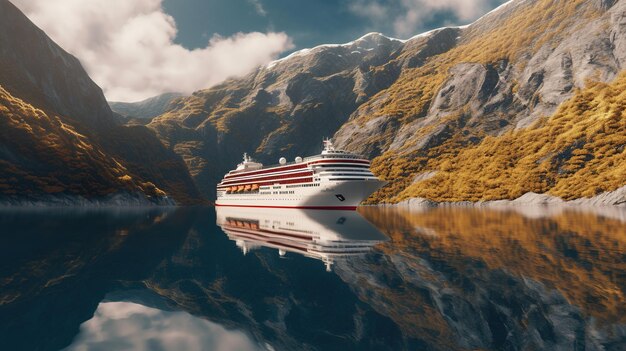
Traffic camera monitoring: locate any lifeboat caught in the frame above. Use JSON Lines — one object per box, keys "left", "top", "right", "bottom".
{"left": 244, "top": 184, "right": 252, "bottom": 192}
{"left": 251, "top": 184, "right": 259, "bottom": 191}
{"left": 237, "top": 185, "right": 244, "bottom": 192}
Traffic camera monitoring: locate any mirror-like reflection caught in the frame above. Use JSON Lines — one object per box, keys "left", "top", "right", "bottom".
{"left": 355, "top": 206, "right": 626, "bottom": 350}
{"left": 0, "top": 206, "right": 624, "bottom": 351}
{"left": 216, "top": 207, "right": 388, "bottom": 271}
{"left": 66, "top": 301, "right": 264, "bottom": 351}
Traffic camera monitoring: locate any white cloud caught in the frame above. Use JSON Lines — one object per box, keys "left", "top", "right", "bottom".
{"left": 12, "top": 0, "right": 293, "bottom": 101}
{"left": 349, "top": 0, "right": 505, "bottom": 37}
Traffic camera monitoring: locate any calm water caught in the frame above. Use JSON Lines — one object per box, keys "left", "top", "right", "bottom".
{"left": 0, "top": 206, "right": 624, "bottom": 351}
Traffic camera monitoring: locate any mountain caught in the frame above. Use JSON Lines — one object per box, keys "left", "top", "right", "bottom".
{"left": 149, "top": 32, "right": 426, "bottom": 197}
{"left": 149, "top": 0, "right": 626, "bottom": 204}
{"left": 334, "top": 0, "right": 626, "bottom": 204}
{"left": 0, "top": 0, "right": 203, "bottom": 205}
{"left": 109, "top": 92, "right": 185, "bottom": 120}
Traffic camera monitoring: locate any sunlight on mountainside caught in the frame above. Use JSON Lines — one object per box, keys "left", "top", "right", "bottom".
{"left": 367, "top": 0, "right": 597, "bottom": 123}
{"left": 0, "top": 86, "right": 167, "bottom": 199}
{"left": 391, "top": 72, "right": 626, "bottom": 202}
{"left": 361, "top": 0, "right": 625, "bottom": 203}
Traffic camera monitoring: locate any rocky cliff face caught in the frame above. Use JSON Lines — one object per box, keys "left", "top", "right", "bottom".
{"left": 0, "top": 0, "right": 203, "bottom": 205}
{"left": 0, "top": 0, "right": 112, "bottom": 131}
{"left": 150, "top": 0, "right": 626, "bottom": 202}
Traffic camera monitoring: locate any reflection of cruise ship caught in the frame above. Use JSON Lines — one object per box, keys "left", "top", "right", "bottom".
{"left": 215, "top": 139, "right": 384, "bottom": 210}
{"left": 216, "top": 207, "right": 388, "bottom": 271}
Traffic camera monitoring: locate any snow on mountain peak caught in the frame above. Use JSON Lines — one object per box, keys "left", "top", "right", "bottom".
{"left": 265, "top": 32, "right": 402, "bottom": 69}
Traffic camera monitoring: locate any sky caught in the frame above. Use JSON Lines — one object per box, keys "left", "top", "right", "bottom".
{"left": 12, "top": 0, "right": 509, "bottom": 102}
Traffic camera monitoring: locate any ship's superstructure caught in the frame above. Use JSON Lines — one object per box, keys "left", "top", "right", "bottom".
{"left": 216, "top": 207, "right": 388, "bottom": 271}
{"left": 215, "top": 139, "right": 384, "bottom": 209}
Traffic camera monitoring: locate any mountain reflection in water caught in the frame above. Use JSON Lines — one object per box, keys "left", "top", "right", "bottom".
{"left": 0, "top": 206, "right": 624, "bottom": 351}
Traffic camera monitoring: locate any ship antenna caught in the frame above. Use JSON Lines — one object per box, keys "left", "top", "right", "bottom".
{"left": 243, "top": 152, "right": 248, "bottom": 162}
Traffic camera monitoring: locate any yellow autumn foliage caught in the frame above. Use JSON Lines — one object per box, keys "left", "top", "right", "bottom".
{"left": 390, "top": 72, "right": 626, "bottom": 202}
{"left": 366, "top": 0, "right": 597, "bottom": 122}
{"left": 0, "top": 85, "right": 169, "bottom": 199}
{"left": 358, "top": 0, "right": 624, "bottom": 203}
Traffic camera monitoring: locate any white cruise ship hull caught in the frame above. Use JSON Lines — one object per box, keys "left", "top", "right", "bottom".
{"left": 215, "top": 179, "right": 384, "bottom": 210}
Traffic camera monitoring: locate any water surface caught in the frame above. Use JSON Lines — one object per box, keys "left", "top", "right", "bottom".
{"left": 0, "top": 206, "right": 624, "bottom": 350}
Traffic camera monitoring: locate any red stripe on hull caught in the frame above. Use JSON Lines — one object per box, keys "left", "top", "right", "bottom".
{"left": 215, "top": 204, "right": 357, "bottom": 210}
{"left": 223, "top": 159, "right": 369, "bottom": 180}
{"left": 218, "top": 177, "right": 313, "bottom": 190}
{"left": 221, "top": 171, "right": 314, "bottom": 186}
{"left": 224, "top": 163, "right": 308, "bottom": 179}
{"left": 223, "top": 227, "right": 314, "bottom": 241}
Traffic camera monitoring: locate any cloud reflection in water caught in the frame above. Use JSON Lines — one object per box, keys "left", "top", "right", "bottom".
{"left": 66, "top": 301, "right": 268, "bottom": 351}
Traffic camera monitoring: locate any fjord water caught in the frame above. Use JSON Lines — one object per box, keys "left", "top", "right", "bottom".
{"left": 0, "top": 207, "right": 624, "bottom": 351}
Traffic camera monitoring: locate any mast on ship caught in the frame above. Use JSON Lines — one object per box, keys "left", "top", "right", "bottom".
{"left": 236, "top": 152, "right": 262, "bottom": 171}
{"left": 322, "top": 138, "right": 335, "bottom": 154}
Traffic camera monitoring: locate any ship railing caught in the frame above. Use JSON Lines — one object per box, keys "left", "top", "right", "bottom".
{"left": 304, "top": 153, "right": 365, "bottom": 161}
{"left": 260, "top": 153, "right": 366, "bottom": 170}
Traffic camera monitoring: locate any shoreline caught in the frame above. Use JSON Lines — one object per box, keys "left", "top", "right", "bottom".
{"left": 379, "top": 186, "right": 626, "bottom": 222}
{"left": 1, "top": 186, "right": 624, "bottom": 210}
{"left": 0, "top": 192, "right": 176, "bottom": 208}
{"left": 390, "top": 185, "right": 626, "bottom": 209}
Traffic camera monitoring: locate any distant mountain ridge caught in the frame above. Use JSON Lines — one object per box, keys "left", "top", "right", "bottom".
{"left": 148, "top": 0, "right": 626, "bottom": 204}
{"left": 109, "top": 92, "right": 184, "bottom": 120}
{"left": 0, "top": 0, "right": 203, "bottom": 205}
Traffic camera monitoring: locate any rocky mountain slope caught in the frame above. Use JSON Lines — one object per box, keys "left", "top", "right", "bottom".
{"left": 149, "top": 31, "right": 412, "bottom": 197}
{"left": 149, "top": 0, "right": 626, "bottom": 203}
{"left": 109, "top": 92, "right": 184, "bottom": 120}
{"left": 0, "top": 0, "right": 203, "bottom": 205}
{"left": 337, "top": 0, "right": 626, "bottom": 203}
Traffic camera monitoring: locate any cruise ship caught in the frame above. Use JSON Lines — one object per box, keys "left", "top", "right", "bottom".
{"left": 215, "top": 139, "right": 384, "bottom": 210}
{"left": 216, "top": 207, "right": 388, "bottom": 271}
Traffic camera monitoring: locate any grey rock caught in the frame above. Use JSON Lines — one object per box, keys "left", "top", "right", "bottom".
{"left": 335, "top": 0, "right": 626, "bottom": 155}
